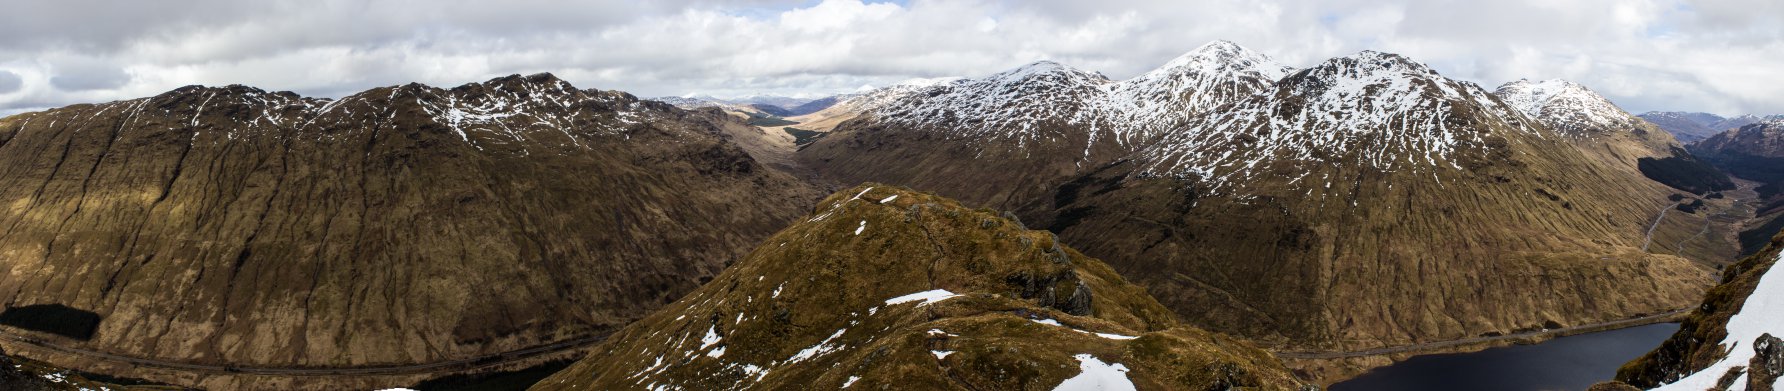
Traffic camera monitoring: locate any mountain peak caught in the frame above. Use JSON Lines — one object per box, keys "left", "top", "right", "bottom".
{"left": 1149, "top": 40, "right": 1293, "bottom": 82}
{"left": 1493, "top": 78, "right": 1636, "bottom": 135}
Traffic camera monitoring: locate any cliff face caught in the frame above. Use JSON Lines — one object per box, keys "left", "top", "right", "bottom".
{"left": 533, "top": 184, "right": 1306, "bottom": 391}
{"left": 0, "top": 74, "right": 819, "bottom": 382}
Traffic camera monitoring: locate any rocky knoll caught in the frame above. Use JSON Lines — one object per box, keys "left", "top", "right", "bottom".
{"left": 532, "top": 184, "right": 1306, "bottom": 390}
{"left": 0, "top": 73, "right": 818, "bottom": 388}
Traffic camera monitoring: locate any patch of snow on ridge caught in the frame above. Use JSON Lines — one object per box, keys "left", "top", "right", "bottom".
{"left": 884, "top": 289, "right": 962, "bottom": 306}
{"left": 1052, "top": 354, "right": 1137, "bottom": 391}
{"left": 1653, "top": 251, "right": 1784, "bottom": 390}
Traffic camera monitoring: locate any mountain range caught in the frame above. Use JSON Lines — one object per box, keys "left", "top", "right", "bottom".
{"left": 1640, "top": 111, "right": 1784, "bottom": 143}
{"left": 803, "top": 41, "right": 1724, "bottom": 358}
{"left": 0, "top": 39, "right": 1775, "bottom": 391}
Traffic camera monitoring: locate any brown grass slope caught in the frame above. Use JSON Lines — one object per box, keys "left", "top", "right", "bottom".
{"left": 532, "top": 184, "right": 1306, "bottom": 391}
{"left": 0, "top": 74, "right": 820, "bottom": 387}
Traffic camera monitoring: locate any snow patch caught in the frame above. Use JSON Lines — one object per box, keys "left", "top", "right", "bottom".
{"left": 884, "top": 289, "right": 961, "bottom": 306}
{"left": 1051, "top": 354, "right": 1136, "bottom": 391}
{"left": 842, "top": 376, "right": 861, "bottom": 388}
{"left": 931, "top": 350, "right": 955, "bottom": 360}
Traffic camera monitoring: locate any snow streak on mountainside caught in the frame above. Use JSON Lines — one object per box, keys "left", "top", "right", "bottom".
{"left": 870, "top": 40, "right": 1292, "bottom": 150}
{"left": 1495, "top": 79, "right": 1641, "bottom": 136}
{"left": 1137, "top": 50, "right": 1540, "bottom": 189}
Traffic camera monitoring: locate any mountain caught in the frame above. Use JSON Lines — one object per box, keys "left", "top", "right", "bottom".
{"left": 1691, "top": 120, "right": 1784, "bottom": 255}
{"left": 1638, "top": 111, "right": 1784, "bottom": 144}
{"left": 1495, "top": 79, "right": 1733, "bottom": 195}
{"left": 799, "top": 40, "right": 1291, "bottom": 210}
{"left": 532, "top": 184, "right": 1307, "bottom": 391}
{"left": 1039, "top": 51, "right": 1711, "bottom": 354}
{"left": 1640, "top": 111, "right": 1727, "bottom": 143}
{"left": 0, "top": 73, "right": 820, "bottom": 389}
{"left": 777, "top": 77, "right": 965, "bottom": 133}
{"left": 1616, "top": 228, "right": 1784, "bottom": 390}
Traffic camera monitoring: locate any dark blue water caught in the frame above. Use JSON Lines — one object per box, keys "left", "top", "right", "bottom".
{"left": 1329, "top": 323, "right": 1679, "bottom": 391}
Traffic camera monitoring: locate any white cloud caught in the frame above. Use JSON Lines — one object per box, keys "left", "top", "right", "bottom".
{"left": 0, "top": 0, "right": 1780, "bottom": 117}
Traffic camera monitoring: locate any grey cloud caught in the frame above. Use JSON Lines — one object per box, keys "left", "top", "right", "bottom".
{"left": 0, "top": 71, "right": 21, "bottom": 94}
{"left": 49, "top": 62, "right": 130, "bottom": 91}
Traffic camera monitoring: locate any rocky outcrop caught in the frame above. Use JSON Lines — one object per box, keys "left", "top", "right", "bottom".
{"left": 0, "top": 74, "right": 820, "bottom": 388}
{"left": 1619, "top": 229, "right": 1784, "bottom": 390}
{"left": 532, "top": 184, "right": 1307, "bottom": 391}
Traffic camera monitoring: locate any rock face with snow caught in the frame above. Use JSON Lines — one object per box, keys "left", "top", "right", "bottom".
{"left": 799, "top": 40, "right": 1292, "bottom": 210}
{"left": 0, "top": 73, "right": 820, "bottom": 389}
{"left": 1619, "top": 229, "right": 1784, "bottom": 390}
{"left": 531, "top": 184, "right": 1305, "bottom": 391}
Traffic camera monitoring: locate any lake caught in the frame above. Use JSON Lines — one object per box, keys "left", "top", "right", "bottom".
{"left": 1329, "top": 323, "right": 1679, "bottom": 391}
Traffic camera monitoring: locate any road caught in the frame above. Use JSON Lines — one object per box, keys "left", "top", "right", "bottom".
{"left": 1274, "top": 309, "right": 1687, "bottom": 360}
{"left": 0, "top": 329, "right": 604, "bottom": 376}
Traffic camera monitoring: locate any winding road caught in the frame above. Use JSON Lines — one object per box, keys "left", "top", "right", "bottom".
{"left": 1273, "top": 309, "right": 1687, "bottom": 360}
{"left": 0, "top": 329, "right": 604, "bottom": 377}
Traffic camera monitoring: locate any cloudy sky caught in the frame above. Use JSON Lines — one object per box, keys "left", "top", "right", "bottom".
{"left": 2, "top": 0, "right": 1780, "bottom": 117}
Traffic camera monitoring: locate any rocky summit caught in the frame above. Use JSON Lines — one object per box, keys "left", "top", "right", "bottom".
{"left": 0, "top": 73, "right": 820, "bottom": 389}
{"left": 532, "top": 184, "right": 1307, "bottom": 391}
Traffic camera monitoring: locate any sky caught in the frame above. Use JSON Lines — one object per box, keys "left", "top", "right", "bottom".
{"left": 1, "top": 0, "right": 1780, "bottom": 117}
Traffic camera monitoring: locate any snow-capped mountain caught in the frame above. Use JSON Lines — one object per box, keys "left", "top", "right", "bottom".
{"left": 869, "top": 40, "right": 1293, "bottom": 149}
{"left": 1139, "top": 50, "right": 1535, "bottom": 187}
{"left": 1106, "top": 40, "right": 1294, "bottom": 133}
{"left": 1494, "top": 79, "right": 1642, "bottom": 136}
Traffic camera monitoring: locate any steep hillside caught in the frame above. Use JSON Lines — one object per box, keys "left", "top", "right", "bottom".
{"left": 1617, "top": 229, "right": 1784, "bottom": 390}
{"left": 799, "top": 40, "right": 1290, "bottom": 210}
{"left": 1496, "top": 79, "right": 1732, "bottom": 195}
{"left": 1036, "top": 51, "right": 1712, "bottom": 351}
{"left": 532, "top": 184, "right": 1306, "bottom": 391}
{"left": 0, "top": 74, "right": 820, "bottom": 389}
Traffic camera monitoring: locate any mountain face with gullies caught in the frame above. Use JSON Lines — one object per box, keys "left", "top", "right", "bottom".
{"left": 0, "top": 73, "right": 820, "bottom": 389}
{"left": 797, "top": 41, "right": 1715, "bottom": 361}
{"left": 1040, "top": 50, "right": 1712, "bottom": 352}
{"left": 531, "top": 185, "right": 1308, "bottom": 391}
{"left": 1494, "top": 79, "right": 1733, "bottom": 195}
{"left": 799, "top": 40, "right": 1292, "bottom": 211}
{"left": 1615, "top": 228, "right": 1784, "bottom": 390}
